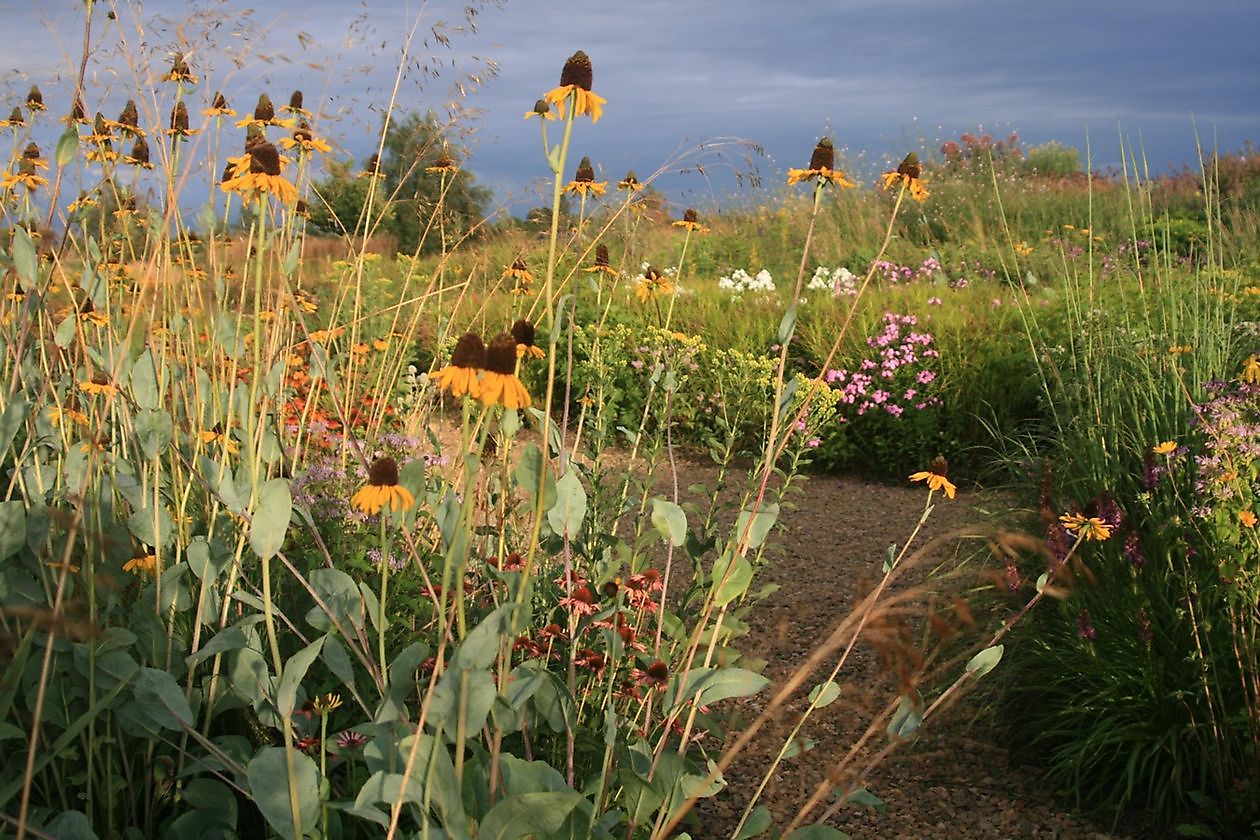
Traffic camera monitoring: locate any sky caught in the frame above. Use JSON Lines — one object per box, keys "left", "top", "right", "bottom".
{"left": 4, "top": 0, "right": 1259, "bottom": 217}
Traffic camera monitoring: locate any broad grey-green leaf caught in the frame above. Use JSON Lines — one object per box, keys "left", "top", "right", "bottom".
{"left": 777, "top": 305, "right": 798, "bottom": 345}
{"left": 650, "top": 498, "right": 687, "bottom": 547}
{"left": 734, "top": 804, "right": 774, "bottom": 839}
{"left": 807, "top": 680, "right": 842, "bottom": 709}
{"left": 733, "top": 503, "right": 779, "bottom": 550}
{"left": 547, "top": 469, "right": 586, "bottom": 536}
{"left": 886, "top": 693, "right": 922, "bottom": 740}
{"left": 0, "top": 501, "right": 26, "bottom": 560}
{"left": 964, "top": 644, "right": 1004, "bottom": 679}
{"left": 55, "top": 129, "right": 79, "bottom": 167}
{"left": 132, "top": 667, "right": 194, "bottom": 731}
{"left": 11, "top": 227, "right": 37, "bottom": 287}
{"left": 670, "top": 667, "right": 768, "bottom": 712}
{"left": 785, "top": 826, "right": 850, "bottom": 839}
{"left": 477, "top": 791, "right": 584, "bottom": 840}
{"left": 710, "top": 551, "right": 753, "bottom": 606}
{"left": 249, "top": 479, "right": 291, "bottom": 560}
{"left": 0, "top": 396, "right": 28, "bottom": 459}
{"left": 129, "top": 349, "right": 164, "bottom": 410}
{"left": 276, "top": 636, "right": 325, "bottom": 717}
{"left": 246, "top": 747, "right": 320, "bottom": 840}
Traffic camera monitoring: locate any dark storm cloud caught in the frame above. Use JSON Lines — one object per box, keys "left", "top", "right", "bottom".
{"left": 4, "top": 0, "right": 1258, "bottom": 211}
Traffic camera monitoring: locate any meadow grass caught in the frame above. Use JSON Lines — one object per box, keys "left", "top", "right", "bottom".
{"left": 1, "top": 5, "right": 1259, "bottom": 838}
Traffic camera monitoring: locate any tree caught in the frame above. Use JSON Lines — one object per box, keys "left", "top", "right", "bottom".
{"left": 308, "top": 111, "right": 491, "bottom": 254}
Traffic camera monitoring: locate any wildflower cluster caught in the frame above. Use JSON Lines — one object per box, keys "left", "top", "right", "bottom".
{"left": 872, "top": 256, "right": 943, "bottom": 285}
{"left": 1191, "top": 378, "right": 1260, "bottom": 550}
{"left": 806, "top": 265, "right": 859, "bottom": 295}
{"left": 717, "top": 267, "right": 776, "bottom": 294}
{"left": 825, "top": 312, "right": 942, "bottom": 418}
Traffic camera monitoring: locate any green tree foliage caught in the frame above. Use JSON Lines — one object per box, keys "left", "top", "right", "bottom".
{"left": 308, "top": 111, "right": 491, "bottom": 253}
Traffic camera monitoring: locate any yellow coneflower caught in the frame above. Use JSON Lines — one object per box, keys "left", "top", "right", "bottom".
{"left": 351, "top": 457, "right": 415, "bottom": 516}
{"left": 425, "top": 148, "right": 459, "bottom": 174}
{"left": 633, "top": 265, "right": 674, "bottom": 303}
{"left": 277, "top": 121, "right": 331, "bottom": 155}
{"left": 881, "top": 153, "right": 929, "bottom": 202}
{"left": 543, "top": 50, "right": 607, "bottom": 123}
{"left": 220, "top": 140, "right": 298, "bottom": 205}
{"left": 48, "top": 404, "right": 90, "bottom": 429}
{"left": 311, "top": 693, "right": 343, "bottom": 714}
{"left": 291, "top": 289, "right": 319, "bottom": 314}
{"left": 1059, "top": 512, "right": 1112, "bottom": 542}
{"left": 77, "top": 299, "right": 110, "bottom": 328}
{"left": 124, "top": 136, "right": 154, "bottom": 169}
{"left": 307, "top": 326, "right": 345, "bottom": 344}
{"left": 200, "top": 422, "right": 239, "bottom": 455}
{"left": 503, "top": 257, "right": 535, "bottom": 296}
{"left": 68, "top": 191, "right": 99, "bottom": 215}
{"left": 65, "top": 95, "right": 88, "bottom": 126}
{"left": 0, "top": 107, "right": 26, "bottom": 128}
{"left": 163, "top": 52, "right": 198, "bottom": 85}
{"left": 480, "top": 333, "right": 532, "bottom": 409}
{"left": 166, "top": 101, "right": 198, "bottom": 138}
{"left": 1151, "top": 440, "right": 1178, "bottom": 455}
{"left": 433, "top": 332, "right": 485, "bottom": 398}
{"left": 25, "top": 85, "right": 45, "bottom": 112}
{"left": 79, "top": 374, "right": 119, "bottom": 399}
{"left": 909, "top": 456, "right": 956, "bottom": 499}
{"left": 281, "top": 90, "right": 312, "bottom": 118}
{"left": 202, "top": 91, "right": 236, "bottom": 118}
{"left": 524, "top": 98, "right": 556, "bottom": 121}
{"left": 236, "top": 93, "right": 292, "bottom": 129}
{"left": 512, "top": 318, "right": 545, "bottom": 360}
{"left": 618, "top": 170, "right": 643, "bottom": 193}
{"left": 1014, "top": 241, "right": 1034, "bottom": 257}
{"left": 582, "top": 243, "right": 618, "bottom": 277}
{"left": 786, "top": 137, "right": 856, "bottom": 189}
{"left": 122, "top": 547, "right": 159, "bottom": 576}
{"left": 564, "top": 155, "right": 606, "bottom": 196}
{"left": 360, "top": 153, "right": 385, "bottom": 179}
{"left": 672, "top": 208, "right": 707, "bottom": 233}
{"left": 2, "top": 144, "right": 50, "bottom": 193}
{"left": 372, "top": 336, "right": 390, "bottom": 352}
{"left": 109, "top": 100, "right": 144, "bottom": 137}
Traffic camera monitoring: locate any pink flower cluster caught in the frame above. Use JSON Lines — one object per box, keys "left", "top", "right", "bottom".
{"left": 872, "top": 257, "right": 942, "bottom": 285}
{"left": 824, "top": 312, "right": 942, "bottom": 419}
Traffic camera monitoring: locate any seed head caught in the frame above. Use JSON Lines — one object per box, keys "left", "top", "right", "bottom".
{"left": 288, "top": 90, "right": 304, "bottom": 111}
{"left": 117, "top": 100, "right": 139, "bottom": 128}
{"left": 128, "top": 137, "right": 150, "bottom": 165}
{"left": 6, "top": 107, "right": 25, "bottom": 126}
{"left": 531, "top": 98, "right": 551, "bottom": 117}
{"left": 682, "top": 208, "right": 698, "bottom": 224}
{"left": 511, "top": 318, "right": 536, "bottom": 347}
{"left": 248, "top": 142, "right": 282, "bottom": 176}
{"left": 450, "top": 332, "right": 487, "bottom": 369}
{"left": 253, "top": 93, "right": 275, "bottom": 123}
{"left": 22, "top": 142, "right": 41, "bottom": 162}
{"left": 897, "top": 152, "right": 921, "bottom": 179}
{"left": 574, "top": 156, "right": 595, "bottom": 182}
{"left": 210, "top": 91, "right": 230, "bottom": 111}
{"left": 593, "top": 243, "right": 610, "bottom": 267}
{"left": 484, "top": 333, "right": 518, "bottom": 375}
{"left": 809, "top": 137, "right": 834, "bottom": 171}
{"left": 366, "top": 457, "right": 400, "bottom": 487}
{"left": 559, "top": 50, "right": 593, "bottom": 91}
{"left": 25, "top": 85, "right": 43, "bottom": 110}
{"left": 169, "top": 101, "right": 189, "bottom": 133}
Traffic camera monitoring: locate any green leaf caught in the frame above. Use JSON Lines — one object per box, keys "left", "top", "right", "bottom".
{"left": 249, "top": 478, "right": 291, "bottom": 560}
{"left": 55, "top": 129, "right": 79, "bottom": 166}
{"left": 710, "top": 551, "right": 753, "bottom": 606}
{"left": 670, "top": 667, "right": 769, "bottom": 711}
{"left": 282, "top": 241, "right": 301, "bottom": 276}
{"left": 247, "top": 747, "right": 321, "bottom": 840}
{"left": 305, "top": 567, "right": 365, "bottom": 633}
{"left": 276, "top": 636, "right": 325, "bottom": 717}
{"left": 429, "top": 668, "right": 497, "bottom": 738}
{"left": 477, "top": 791, "right": 585, "bottom": 840}
{"left": 186, "top": 536, "right": 228, "bottom": 581}
{"left": 129, "top": 348, "right": 164, "bottom": 410}
{"left": 733, "top": 503, "right": 779, "bottom": 550}
{"left": 0, "top": 501, "right": 26, "bottom": 560}
{"left": 127, "top": 501, "right": 173, "bottom": 549}
{"left": 547, "top": 469, "right": 587, "bottom": 536}
{"left": 886, "top": 693, "right": 922, "bottom": 741}
{"left": 514, "top": 442, "right": 555, "bottom": 509}
{"left": 132, "top": 667, "right": 194, "bottom": 731}
{"left": 650, "top": 498, "right": 687, "bottom": 547}
{"left": 11, "top": 227, "right": 37, "bottom": 287}
{"left": 133, "top": 409, "right": 173, "bottom": 460}
{"left": 54, "top": 313, "right": 77, "bottom": 348}
{"left": 777, "top": 305, "right": 798, "bottom": 345}
{"left": 840, "top": 787, "right": 885, "bottom": 813}
{"left": 322, "top": 636, "right": 355, "bottom": 690}
{"left": 964, "top": 644, "right": 1004, "bottom": 679}
{"left": 0, "top": 396, "right": 28, "bottom": 459}
{"left": 44, "top": 810, "right": 98, "bottom": 840}
{"left": 451, "top": 603, "right": 518, "bottom": 671}
{"left": 808, "top": 680, "right": 842, "bottom": 709}
{"left": 734, "top": 804, "right": 774, "bottom": 839}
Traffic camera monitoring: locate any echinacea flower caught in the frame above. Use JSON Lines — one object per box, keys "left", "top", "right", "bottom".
{"left": 543, "top": 50, "right": 607, "bottom": 123}
{"left": 351, "top": 456, "right": 415, "bottom": 516}
{"left": 220, "top": 140, "right": 298, "bottom": 205}
{"left": 1059, "top": 512, "right": 1113, "bottom": 542}
{"left": 479, "top": 333, "right": 532, "bottom": 409}
{"left": 311, "top": 692, "right": 342, "bottom": 714}
{"left": 582, "top": 243, "right": 618, "bottom": 276}
{"left": 2, "top": 144, "right": 49, "bottom": 193}
{"left": 881, "top": 153, "right": 929, "bottom": 202}
{"left": 636, "top": 660, "right": 670, "bottom": 688}
{"left": 335, "top": 730, "right": 367, "bottom": 751}
{"left": 433, "top": 332, "right": 486, "bottom": 398}
{"left": 672, "top": 208, "right": 706, "bottom": 233}
{"left": 564, "top": 155, "right": 606, "bottom": 196}
{"left": 524, "top": 98, "right": 555, "bottom": 121}
{"left": 512, "top": 318, "right": 545, "bottom": 360}
{"left": 786, "top": 137, "right": 856, "bottom": 189}
{"left": 909, "top": 455, "right": 956, "bottom": 499}
{"left": 360, "top": 153, "right": 384, "bottom": 179}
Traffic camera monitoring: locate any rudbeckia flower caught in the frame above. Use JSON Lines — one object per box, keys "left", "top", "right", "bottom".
{"left": 277, "top": 121, "right": 332, "bottom": 155}
{"left": 433, "top": 332, "right": 486, "bottom": 398}
{"left": 633, "top": 266, "right": 674, "bottom": 303}
{"left": 425, "top": 147, "right": 459, "bottom": 174}
{"left": 524, "top": 98, "right": 556, "bottom": 121}
{"left": 166, "top": 101, "right": 198, "bottom": 138}
{"left": 543, "top": 50, "right": 607, "bottom": 123}
{"left": 351, "top": 457, "right": 415, "bottom": 516}
{"left": 582, "top": 243, "right": 618, "bottom": 277}
{"left": 25, "top": 85, "right": 45, "bottom": 112}
{"left": 1151, "top": 440, "right": 1177, "bottom": 455}
{"left": 163, "top": 53, "right": 198, "bottom": 85}
{"left": 564, "top": 156, "right": 606, "bottom": 196}
{"left": 672, "top": 208, "right": 707, "bottom": 233}
{"left": 479, "top": 333, "right": 532, "bottom": 409}
{"left": 1059, "top": 512, "right": 1112, "bottom": 542}
{"left": 202, "top": 92, "right": 236, "bottom": 118}
{"left": 220, "top": 140, "right": 299, "bottom": 205}
{"left": 786, "top": 137, "right": 856, "bottom": 189}
{"left": 281, "top": 90, "right": 312, "bottom": 118}
{"left": 617, "top": 170, "right": 643, "bottom": 193}
{"left": 236, "top": 93, "right": 293, "bottom": 128}
{"left": 124, "top": 136, "right": 154, "bottom": 169}
{"left": 123, "top": 547, "right": 159, "bottom": 576}
{"left": 512, "top": 318, "right": 545, "bottom": 360}
{"left": 108, "top": 100, "right": 145, "bottom": 137}
{"left": 79, "top": 374, "right": 119, "bottom": 398}
{"left": 881, "top": 153, "right": 930, "bottom": 202}
{"left": 0, "top": 107, "right": 26, "bottom": 128}
{"left": 909, "top": 455, "right": 956, "bottom": 499}
{"left": 503, "top": 257, "right": 535, "bottom": 296}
